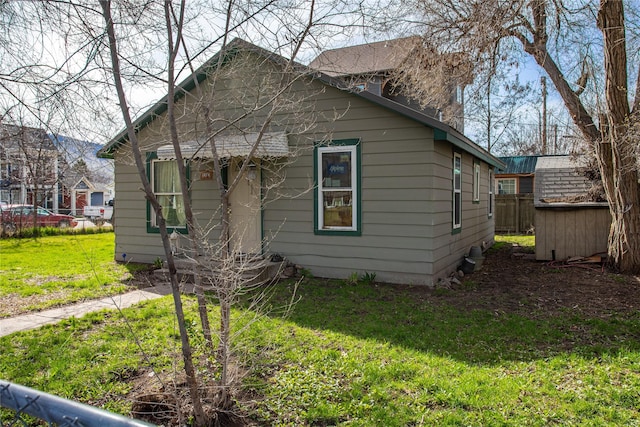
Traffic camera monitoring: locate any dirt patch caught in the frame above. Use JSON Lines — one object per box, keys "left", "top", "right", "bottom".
{"left": 424, "top": 243, "right": 640, "bottom": 319}
{"left": 125, "top": 366, "right": 257, "bottom": 427}
{"left": 0, "top": 290, "right": 72, "bottom": 318}
{"left": 0, "top": 269, "right": 158, "bottom": 318}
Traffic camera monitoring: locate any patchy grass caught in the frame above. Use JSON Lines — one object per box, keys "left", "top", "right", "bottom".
{"left": 1, "top": 232, "right": 638, "bottom": 425}
{"left": 2, "top": 278, "right": 639, "bottom": 426}
{"left": 0, "top": 298, "right": 185, "bottom": 416}
{"left": 0, "top": 233, "right": 138, "bottom": 316}
{"left": 494, "top": 234, "right": 535, "bottom": 251}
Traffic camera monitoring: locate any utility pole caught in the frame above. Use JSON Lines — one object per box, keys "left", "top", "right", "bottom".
{"left": 541, "top": 76, "right": 547, "bottom": 155}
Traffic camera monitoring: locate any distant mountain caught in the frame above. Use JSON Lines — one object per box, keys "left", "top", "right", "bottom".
{"left": 50, "top": 134, "right": 114, "bottom": 187}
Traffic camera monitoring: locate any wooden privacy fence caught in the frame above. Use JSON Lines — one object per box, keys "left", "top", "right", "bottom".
{"left": 495, "top": 194, "right": 535, "bottom": 234}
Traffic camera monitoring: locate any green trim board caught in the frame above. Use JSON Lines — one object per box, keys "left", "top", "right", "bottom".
{"left": 432, "top": 128, "right": 502, "bottom": 169}
{"left": 313, "top": 138, "right": 362, "bottom": 236}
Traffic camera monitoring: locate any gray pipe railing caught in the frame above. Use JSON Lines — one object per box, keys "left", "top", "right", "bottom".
{"left": 0, "top": 380, "right": 155, "bottom": 427}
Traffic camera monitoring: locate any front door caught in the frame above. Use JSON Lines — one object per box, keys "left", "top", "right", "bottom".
{"left": 228, "top": 159, "right": 262, "bottom": 255}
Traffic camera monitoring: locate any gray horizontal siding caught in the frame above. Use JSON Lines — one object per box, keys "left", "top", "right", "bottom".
{"left": 429, "top": 141, "right": 495, "bottom": 280}
{"left": 264, "top": 83, "right": 437, "bottom": 284}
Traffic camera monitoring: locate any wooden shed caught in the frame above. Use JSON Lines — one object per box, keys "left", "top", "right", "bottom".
{"left": 534, "top": 156, "right": 610, "bottom": 261}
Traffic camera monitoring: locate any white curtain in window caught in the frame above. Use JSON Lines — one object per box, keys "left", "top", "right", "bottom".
{"left": 154, "top": 161, "right": 185, "bottom": 227}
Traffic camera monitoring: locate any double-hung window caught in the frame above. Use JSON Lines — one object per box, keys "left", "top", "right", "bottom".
{"left": 314, "top": 139, "right": 360, "bottom": 235}
{"left": 453, "top": 152, "right": 462, "bottom": 231}
{"left": 488, "top": 168, "right": 494, "bottom": 217}
{"left": 473, "top": 161, "right": 481, "bottom": 202}
{"left": 147, "top": 153, "right": 187, "bottom": 232}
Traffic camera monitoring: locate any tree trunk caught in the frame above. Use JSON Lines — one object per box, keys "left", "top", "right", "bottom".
{"left": 597, "top": 0, "right": 640, "bottom": 273}
{"left": 162, "top": 0, "right": 215, "bottom": 355}
{"left": 522, "top": 0, "right": 640, "bottom": 273}
{"left": 99, "top": 2, "right": 208, "bottom": 425}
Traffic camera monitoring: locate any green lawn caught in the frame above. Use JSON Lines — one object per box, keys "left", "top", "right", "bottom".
{"left": 0, "top": 233, "right": 136, "bottom": 316}
{"left": 1, "top": 234, "right": 639, "bottom": 426}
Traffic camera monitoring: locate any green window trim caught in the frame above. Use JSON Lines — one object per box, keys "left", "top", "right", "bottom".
{"left": 146, "top": 151, "right": 191, "bottom": 234}
{"left": 313, "top": 138, "right": 362, "bottom": 236}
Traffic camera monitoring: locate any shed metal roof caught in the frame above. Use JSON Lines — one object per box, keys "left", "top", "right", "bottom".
{"left": 497, "top": 156, "right": 539, "bottom": 174}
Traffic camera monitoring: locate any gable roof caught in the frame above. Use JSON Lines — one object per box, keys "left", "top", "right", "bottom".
{"left": 98, "top": 38, "right": 503, "bottom": 169}
{"left": 307, "top": 37, "right": 419, "bottom": 77}
{"left": 497, "top": 156, "right": 539, "bottom": 174}
{"left": 534, "top": 155, "right": 605, "bottom": 206}
{"left": 0, "top": 125, "right": 56, "bottom": 152}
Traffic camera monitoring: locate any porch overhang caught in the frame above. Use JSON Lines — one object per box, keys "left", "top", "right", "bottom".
{"left": 156, "top": 132, "right": 289, "bottom": 160}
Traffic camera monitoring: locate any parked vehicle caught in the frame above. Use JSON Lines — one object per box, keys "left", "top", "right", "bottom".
{"left": 0, "top": 204, "right": 78, "bottom": 233}
{"left": 82, "top": 202, "right": 113, "bottom": 221}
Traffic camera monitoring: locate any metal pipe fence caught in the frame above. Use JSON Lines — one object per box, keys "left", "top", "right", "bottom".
{"left": 0, "top": 380, "right": 155, "bottom": 427}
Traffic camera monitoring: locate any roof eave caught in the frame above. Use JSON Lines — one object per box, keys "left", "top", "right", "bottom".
{"left": 99, "top": 38, "right": 272, "bottom": 159}
{"left": 346, "top": 88, "right": 505, "bottom": 169}
{"left": 101, "top": 39, "right": 504, "bottom": 170}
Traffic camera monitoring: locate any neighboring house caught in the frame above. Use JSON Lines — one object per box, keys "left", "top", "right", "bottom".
{"left": 493, "top": 155, "right": 538, "bottom": 234}
{"left": 534, "top": 156, "right": 610, "bottom": 261}
{"left": 53, "top": 134, "right": 115, "bottom": 213}
{"left": 495, "top": 155, "right": 539, "bottom": 195}
{"left": 60, "top": 173, "right": 112, "bottom": 216}
{"left": 0, "top": 125, "right": 114, "bottom": 213}
{"left": 98, "top": 38, "right": 503, "bottom": 285}
{"left": 0, "top": 125, "right": 60, "bottom": 210}
{"left": 308, "top": 37, "right": 466, "bottom": 133}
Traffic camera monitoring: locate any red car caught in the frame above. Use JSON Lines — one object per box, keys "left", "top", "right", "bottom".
{"left": 1, "top": 204, "right": 78, "bottom": 233}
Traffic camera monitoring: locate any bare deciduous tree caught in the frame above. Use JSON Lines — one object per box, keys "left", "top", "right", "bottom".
{"left": 98, "top": 0, "right": 363, "bottom": 423}
{"left": 0, "top": 123, "right": 58, "bottom": 225}
{"left": 403, "top": 0, "right": 640, "bottom": 273}
{"left": 4, "top": 0, "right": 358, "bottom": 422}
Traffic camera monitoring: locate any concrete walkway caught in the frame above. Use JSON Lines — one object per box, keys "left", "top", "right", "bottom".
{"left": 0, "top": 284, "right": 172, "bottom": 337}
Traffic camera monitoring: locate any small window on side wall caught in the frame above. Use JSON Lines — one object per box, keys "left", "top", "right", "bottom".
{"left": 453, "top": 152, "right": 462, "bottom": 231}
{"left": 488, "top": 168, "right": 494, "bottom": 217}
{"left": 473, "top": 161, "right": 481, "bottom": 202}
{"left": 314, "top": 139, "right": 361, "bottom": 235}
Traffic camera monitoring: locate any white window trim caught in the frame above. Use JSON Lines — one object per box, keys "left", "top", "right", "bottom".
{"left": 488, "top": 168, "right": 494, "bottom": 217}
{"left": 473, "top": 162, "right": 481, "bottom": 202}
{"left": 453, "top": 152, "right": 462, "bottom": 229}
{"left": 317, "top": 144, "right": 358, "bottom": 232}
{"left": 497, "top": 178, "right": 517, "bottom": 195}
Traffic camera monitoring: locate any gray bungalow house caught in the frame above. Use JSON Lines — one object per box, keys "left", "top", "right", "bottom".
{"left": 99, "top": 39, "right": 503, "bottom": 285}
